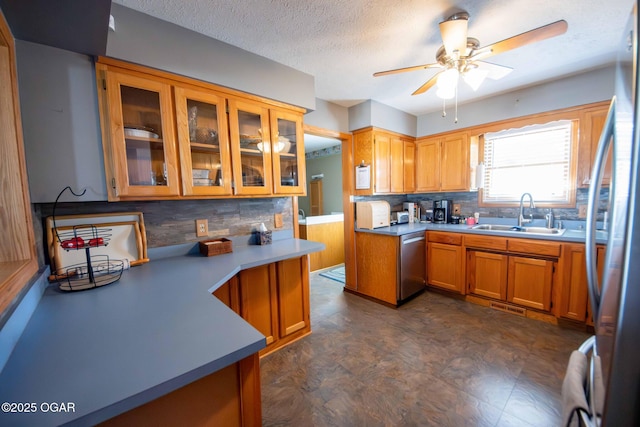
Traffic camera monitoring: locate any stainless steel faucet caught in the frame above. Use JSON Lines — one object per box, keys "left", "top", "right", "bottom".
{"left": 298, "top": 209, "right": 306, "bottom": 219}
{"left": 518, "top": 193, "right": 535, "bottom": 226}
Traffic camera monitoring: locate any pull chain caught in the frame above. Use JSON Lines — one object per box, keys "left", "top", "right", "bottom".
{"left": 454, "top": 85, "right": 459, "bottom": 124}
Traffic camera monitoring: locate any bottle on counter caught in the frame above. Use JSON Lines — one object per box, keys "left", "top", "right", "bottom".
{"left": 545, "top": 209, "right": 554, "bottom": 229}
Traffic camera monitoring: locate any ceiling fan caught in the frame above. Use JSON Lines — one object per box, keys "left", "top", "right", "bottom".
{"left": 373, "top": 12, "right": 568, "bottom": 99}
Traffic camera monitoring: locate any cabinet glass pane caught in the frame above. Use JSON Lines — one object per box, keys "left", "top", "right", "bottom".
{"left": 121, "top": 85, "right": 167, "bottom": 186}
{"left": 238, "top": 110, "right": 267, "bottom": 187}
{"left": 276, "top": 117, "right": 299, "bottom": 187}
{"left": 187, "top": 98, "right": 223, "bottom": 187}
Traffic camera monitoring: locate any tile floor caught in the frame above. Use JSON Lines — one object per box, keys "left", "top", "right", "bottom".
{"left": 260, "top": 269, "right": 590, "bottom": 426}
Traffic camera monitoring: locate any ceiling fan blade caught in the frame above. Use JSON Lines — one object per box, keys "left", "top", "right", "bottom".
{"left": 412, "top": 72, "right": 441, "bottom": 96}
{"left": 474, "top": 60, "right": 513, "bottom": 80}
{"left": 373, "top": 63, "right": 441, "bottom": 77}
{"left": 439, "top": 12, "right": 469, "bottom": 57}
{"left": 474, "top": 20, "right": 568, "bottom": 59}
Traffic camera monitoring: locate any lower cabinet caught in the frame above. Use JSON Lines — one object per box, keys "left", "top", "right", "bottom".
{"left": 507, "top": 255, "right": 554, "bottom": 311}
{"left": 276, "top": 257, "right": 311, "bottom": 338}
{"left": 427, "top": 232, "right": 464, "bottom": 294}
{"left": 467, "top": 250, "right": 554, "bottom": 311}
{"left": 215, "top": 256, "right": 311, "bottom": 357}
{"left": 467, "top": 251, "right": 508, "bottom": 300}
{"left": 239, "top": 264, "right": 279, "bottom": 347}
{"left": 355, "top": 232, "right": 398, "bottom": 304}
{"left": 213, "top": 276, "right": 240, "bottom": 314}
{"left": 559, "top": 243, "right": 606, "bottom": 325}
{"left": 465, "top": 235, "right": 559, "bottom": 313}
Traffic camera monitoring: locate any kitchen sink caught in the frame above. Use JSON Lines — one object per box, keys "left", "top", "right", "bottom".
{"left": 470, "top": 224, "right": 517, "bottom": 231}
{"left": 471, "top": 224, "right": 566, "bottom": 235}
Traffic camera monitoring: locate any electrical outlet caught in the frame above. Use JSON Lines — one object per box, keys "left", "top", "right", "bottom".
{"left": 196, "top": 219, "right": 209, "bottom": 237}
{"left": 578, "top": 205, "right": 588, "bottom": 219}
{"left": 274, "top": 213, "right": 283, "bottom": 228}
{"left": 453, "top": 204, "right": 461, "bottom": 215}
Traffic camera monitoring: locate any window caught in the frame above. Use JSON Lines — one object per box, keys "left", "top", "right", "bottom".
{"left": 480, "top": 120, "right": 578, "bottom": 207}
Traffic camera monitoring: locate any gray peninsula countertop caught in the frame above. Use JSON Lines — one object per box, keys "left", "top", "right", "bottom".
{"left": 0, "top": 238, "right": 324, "bottom": 427}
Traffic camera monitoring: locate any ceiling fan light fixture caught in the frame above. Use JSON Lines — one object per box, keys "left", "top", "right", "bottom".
{"left": 439, "top": 12, "right": 469, "bottom": 57}
{"left": 436, "top": 86, "right": 456, "bottom": 100}
{"left": 436, "top": 67, "right": 459, "bottom": 99}
{"left": 463, "top": 67, "right": 489, "bottom": 91}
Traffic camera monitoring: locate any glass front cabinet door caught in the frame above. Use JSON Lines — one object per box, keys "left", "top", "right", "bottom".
{"left": 270, "top": 109, "right": 306, "bottom": 194}
{"left": 103, "top": 70, "right": 180, "bottom": 198}
{"left": 174, "top": 86, "right": 232, "bottom": 196}
{"left": 228, "top": 98, "right": 274, "bottom": 195}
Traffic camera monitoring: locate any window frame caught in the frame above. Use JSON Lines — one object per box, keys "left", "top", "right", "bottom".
{"left": 477, "top": 114, "right": 580, "bottom": 209}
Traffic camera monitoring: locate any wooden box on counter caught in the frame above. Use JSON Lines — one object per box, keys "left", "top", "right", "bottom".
{"left": 199, "top": 238, "right": 233, "bottom": 257}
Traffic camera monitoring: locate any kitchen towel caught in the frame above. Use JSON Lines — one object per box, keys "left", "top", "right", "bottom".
{"left": 561, "top": 350, "right": 590, "bottom": 426}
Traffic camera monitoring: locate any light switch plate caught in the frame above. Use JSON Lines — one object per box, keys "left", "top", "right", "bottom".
{"left": 453, "top": 204, "right": 461, "bottom": 215}
{"left": 274, "top": 213, "right": 283, "bottom": 228}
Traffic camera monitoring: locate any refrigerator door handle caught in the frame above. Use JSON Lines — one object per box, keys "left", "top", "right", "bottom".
{"left": 585, "top": 96, "right": 616, "bottom": 321}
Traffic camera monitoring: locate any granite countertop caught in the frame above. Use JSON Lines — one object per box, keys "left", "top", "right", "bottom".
{"left": 356, "top": 221, "right": 608, "bottom": 244}
{"left": 0, "top": 238, "right": 324, "bottom": 427}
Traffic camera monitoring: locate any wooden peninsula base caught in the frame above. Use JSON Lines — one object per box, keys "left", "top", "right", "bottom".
{"left": 99, "top": 353, "right": 261, "bottom": 427}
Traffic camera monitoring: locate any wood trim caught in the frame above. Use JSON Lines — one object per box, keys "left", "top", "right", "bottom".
{"left": 507, "top": 238, "right": 561, "bottom": 258}
{"left": 97, "top": 56, "right": 306, "bottom": 114}
{"left": 352, "top": 126, "right": 414, "bottom": 140}
{"left": 292, "top": 196, "right": 299, "bottom": 238}
{"left": 0, "top": 9, "right": 39, "bottom": 316}
{"left": 464, "top": 234, "right": 507, "bottom": 251}
{"left": 417, "top": 100, "right": 610, "bottom": 142}
{"left": 427, "top": 231, "right": 463, "bottom": 245}
{"left": 238, "top": 353, "right": 262, "bottom": 427}
{"left": 302, "top": 124, "right": 356, "bottom": 290}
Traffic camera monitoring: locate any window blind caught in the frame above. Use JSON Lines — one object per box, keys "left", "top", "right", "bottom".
{"left": 482, "top": 120, "right": 574, "bottom": 204}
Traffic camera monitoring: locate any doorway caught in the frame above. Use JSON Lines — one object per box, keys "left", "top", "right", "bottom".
{"left": 295, "top": 125, "right": 356, "bottom": 289}
{"left": 298, "top": 133, "right": 342, "bottom": 217}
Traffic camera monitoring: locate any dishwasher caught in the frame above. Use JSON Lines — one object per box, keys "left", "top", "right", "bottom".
{"left": 398, "top": 232, "right": 426, "bottom": 302}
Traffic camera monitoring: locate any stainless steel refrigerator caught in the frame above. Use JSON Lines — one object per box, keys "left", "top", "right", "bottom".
{"left": 563, "top": 2, "right": 640, "bottom": 426}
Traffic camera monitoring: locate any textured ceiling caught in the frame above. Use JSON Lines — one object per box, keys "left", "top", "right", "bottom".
{"left": 112, "top": 0, "right": 634, "bottom": 118}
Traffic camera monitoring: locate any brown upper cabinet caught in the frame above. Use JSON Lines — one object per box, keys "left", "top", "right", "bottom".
{"left": 96, "top": 58, "right": 306, "bottom": 200}
{"left": 577, "top": 103, "right": 611, "bottom": 188}
{"left": 416, "top": 132, "right": 469, "bottom": 192}
{"left": 175, "top": 86, "right": 233, "bottom": 196}
{"left": 353, "top": 127, "right": 415, "bottom": 195}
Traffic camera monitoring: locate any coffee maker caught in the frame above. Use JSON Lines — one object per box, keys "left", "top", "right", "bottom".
{"left": 433, "top": 200, "right": 453, "bottom": 223}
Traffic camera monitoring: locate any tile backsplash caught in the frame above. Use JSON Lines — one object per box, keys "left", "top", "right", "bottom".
{"left": 33, "top": 198, "right": 292, "bottom": 268}
{"left": 354, "top": 188, "right": 609, "bottom": 222}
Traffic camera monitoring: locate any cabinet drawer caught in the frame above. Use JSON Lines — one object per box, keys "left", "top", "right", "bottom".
{"left": 427, "top": 231, "right": 462, "bottom": 245}
{"left": 464, "top": 234, "right": 507, "bottom": 251}
{"left": 507, "top": 238, "right": 561, "bottom": 258}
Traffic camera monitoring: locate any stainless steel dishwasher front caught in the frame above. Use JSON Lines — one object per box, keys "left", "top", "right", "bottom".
{"left": 398, "top": 232, "right": 426, "bottom": 301}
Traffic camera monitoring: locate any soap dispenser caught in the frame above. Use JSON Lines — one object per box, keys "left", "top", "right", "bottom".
{"left": 545, "top": 209, "right": 554, "bottom": 229}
